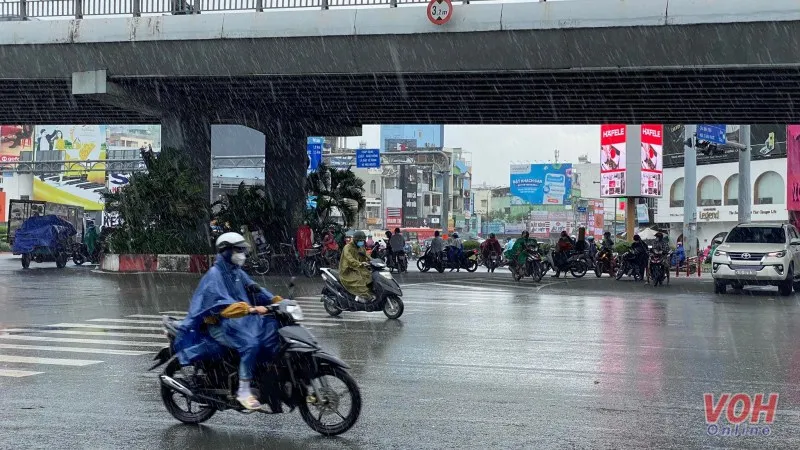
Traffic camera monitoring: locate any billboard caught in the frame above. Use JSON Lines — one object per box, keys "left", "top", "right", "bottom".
{"left": 379, "top": 125, "right": 444, "bottom": 152}
{"left": 509, "top": 163, "right": 573, "bottom": 206}
{"left": 600, "top": 124, "right": 627, "bottom": 198}
{"left": 401, "top": 165, "right": 419, "bottom": 227}
{"left": 640, "top": 124, "right": 663, "bottom": 198}
{"left": 663, "top": 124, "right": 786, "bottom": 168}
{"left": 788, "top": 125, "right": 800, "bottom": 211}
{"left": 0, "top": 125, "right": 34, "bottom": 163}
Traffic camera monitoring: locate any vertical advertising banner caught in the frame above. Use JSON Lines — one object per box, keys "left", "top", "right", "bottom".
{"left": 787, "top": 125, "right": 800, "bottom": 210}
{"left": 640, "top": 124, "right": 663, "bottom": 197}
{"left": 0, "top": 125, "right": 34, "bottom": 163}
{"left": 401, "top": 166, "right": 419, "bottom": 227}
{"left": 600, "top": 124, "right": 627, "bottom": 197}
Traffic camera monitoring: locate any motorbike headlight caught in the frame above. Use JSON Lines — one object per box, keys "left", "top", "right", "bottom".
{"left": 286, "top": 305, "right": 304, "bottom": 321}
{"left": 379, "top": 271, "right": 393, "bottom": 280}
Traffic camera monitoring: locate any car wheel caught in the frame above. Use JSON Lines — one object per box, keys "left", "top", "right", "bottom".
{"left": 714, "top": 280, "right": 727, "bottom": 294}
{"left": 779, "top": 266, "right": 795, "bottom": 296}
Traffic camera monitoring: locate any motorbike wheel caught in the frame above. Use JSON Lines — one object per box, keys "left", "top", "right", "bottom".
{"left": 302, "top": 259, "right": 318, "bottom": 278}
{"left": 324, "top": 298, "right": 342, "bottom": 317}
{"left": 299, "top": 365, "right": 362, "bottom": 436}
{"left": 512, "top": 268, "right": 523, "bottom": 282}
{"left": 253, "top": 258, "right": 271, "bottom": 276}
{"left": 21, "top": 253, "right": 31, "bottom": 269}
{"left": 534, "top": 263, "right": 545, "bottom": 282}
{"left": 614, "top": 265, "right": 625, "bottom": 280}
{"left": 594, "top": 262, "right": 602, "bottom": 278}
{"left": 570, "top": 261, "right": 587, "bottom": 278}
{"left": 435, "top": 263, "right": 445, "bottom": 274}
{"left": 160, "top": 359, "right": 217, "bottom": 424}
{"left": 416, "top": 258, "right": 430, "bottom": 273}
{"left": 55, "top": 253, "right": 68, "bottom": 269}
{"left": 465, "top": 260, "right": 478, "bottom": 273}
{"left": 73, "top": 254, "right": 86, "bottom": 266}
{"left": 383, "top": 295, "right": 404, "bottom": 319}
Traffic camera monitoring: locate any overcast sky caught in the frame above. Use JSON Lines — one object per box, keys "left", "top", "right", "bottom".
{"left": 347, "top": 125, "right": 600, "bottom": 187}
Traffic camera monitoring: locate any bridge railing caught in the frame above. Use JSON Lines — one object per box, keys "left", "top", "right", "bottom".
{"left": 1, "top": 0, "right": 471, "bottom": 19}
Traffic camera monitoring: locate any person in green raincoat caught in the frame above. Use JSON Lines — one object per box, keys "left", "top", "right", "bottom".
{"left": 339, "top": 230, "right": 373, "bottom": 303}
{"left": 85, "top": 220, "right": 98, "bottom": 261}
{"left": 506, "top": 230, "right": 535, "bottom": 267}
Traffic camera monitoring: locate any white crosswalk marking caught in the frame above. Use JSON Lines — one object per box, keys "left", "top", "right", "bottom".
{"left": 3, "top": 329, "right": 166, "bottom": 340}
{"left": 0, "top": 355, "right": 102, "bottom": 366}
{"left": 48, "top": 323, "right": 163, "bottom": 331}
{"left": 0, "top": 334, "right": 166, "bottom": 348}
{"left": 0, "top": 343, "right": 151, "bottom": 356}
{"left": 126, "top": 314, "right": 175, "bottom": 319}
{"left": 87, "top": 318, "right": 163, "bottom": 325}
{"left": 0, "top": 369, "right": 43, "bottom": 378}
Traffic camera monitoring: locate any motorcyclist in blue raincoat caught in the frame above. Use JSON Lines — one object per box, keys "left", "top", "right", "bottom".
{"left": 174, "top": 232, "right": 282, "bottom": 411}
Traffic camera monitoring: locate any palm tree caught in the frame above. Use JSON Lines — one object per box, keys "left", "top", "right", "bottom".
{"left": 306, "top": 163, "right": 366, "bottom": 229}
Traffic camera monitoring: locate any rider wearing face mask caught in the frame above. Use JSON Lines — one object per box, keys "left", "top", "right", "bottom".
{"left": 339, "top": 230, "right": 373, "bottom": 303}
{"left": 178, "top": 232, "right": 283, "bottom": 411}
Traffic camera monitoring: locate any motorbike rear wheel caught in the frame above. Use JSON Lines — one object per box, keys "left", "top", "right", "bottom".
{"left": 253, "top": 258, "right": 271, "bottom": 275}
{"left": 594, "top": 262, "right": 603, "bottom": 278}
{"left": 465, "top": 259, "right": 478, "bottom": 273}
{"left": 160, "top": 359, "right": 217, "bottom": 424}
{"left": 73, "top": 253, "right": 86, "bottom": 266}
{"left": 299, "top": 365, "right": 362, "bottom": 436}
{"left": 570, "top": 261, "right": 587, "bottom": 278}
{"left": 302, "top": 259, "right": 318, "bottom": 278}
{"left": 324, "top": 298, "right": 343, "bottom": 317}
{"left": 614, "top": 265, "right": 625, "bottom": 280}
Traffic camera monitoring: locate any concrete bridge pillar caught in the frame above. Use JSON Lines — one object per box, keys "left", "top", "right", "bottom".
{"left": 161, "top": 111, "right": 212, "bottom": 200}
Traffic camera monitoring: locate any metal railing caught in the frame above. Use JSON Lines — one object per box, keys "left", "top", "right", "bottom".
{"left": 0, "top": 0, "right": 477, "bottom": 19}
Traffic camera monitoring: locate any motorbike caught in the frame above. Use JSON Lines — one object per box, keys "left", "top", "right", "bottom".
{"left": 615, "top": 250, "right": 644, "bottom": 281}
{"left": 440, "top": 246, "right": 479, "bottom": 272}
{"left": 320, "top": 259, "right": 405, "bottom": 319}
{"left": 72, "top": 242, "right": 100, "bottom": 266}
{"left": 150, "top": 298, "right": 362, "bottom": 436}
{"left": 244, "top": 242, "right": 272, "bottom": 276}
{"left": 511, "top": 245, "right": 545, "bottom": 282}
{"left": 416, "top": 246, "right": 443, "bottom": 273}
{"left": 387, "top": 251, "right": 408, "bottom": 273}
{"left": 546, "top": 250, "right": 589, "bottom": 278}
{"left": 484, "top": 251, "right": 500, "bottom": 273}
{"left": 370, "top": 241, "right": 387, "bottom": 262}
{"left": 301, "top": 244, "right": 340, "bottom": 278}
{"left": 594, "top": 248, "right": 616, "bottom": 278}
{"left": 648, "top": 249, "right": 671, "bottom": 286}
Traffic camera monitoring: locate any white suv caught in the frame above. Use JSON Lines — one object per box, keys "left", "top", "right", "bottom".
{"left": 711, "top": 222, "right": 800, "bottom": 296}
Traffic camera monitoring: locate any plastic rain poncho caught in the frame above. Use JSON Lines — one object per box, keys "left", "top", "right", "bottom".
{"left": 338, "top": 242, "right": 372, "bottom": 297}
{"left": 173, "top": 255, "right": 280, "bottom": 365}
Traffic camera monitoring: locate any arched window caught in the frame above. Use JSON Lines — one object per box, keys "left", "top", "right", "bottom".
{"left": 670, "top": 178, "right": 684, "bottom": 207}
{"left": 754, "top": 171, "right": 785, "bottom": 205}
{"left": 697, "top": 176, "right": 722, "bottom": 207}
{"left": 724, "top": 174, "right": 739, "bottom": 206}
{"left": 370, "top": 180, "right": 377, "bottom": 195}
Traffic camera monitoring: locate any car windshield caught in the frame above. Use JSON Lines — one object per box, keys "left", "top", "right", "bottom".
{"left": 725, "top": 227, "right": 785, "bottom": 244}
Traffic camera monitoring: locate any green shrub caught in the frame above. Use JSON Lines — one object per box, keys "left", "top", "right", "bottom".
{"left": 614, "top": 241, "right": 632, "bottom": 254}
{"left": 0, "top": 241, "right": 9, "bottom": 252}
{"left": 463, "top": 240, "right": 480, "bottom": 251}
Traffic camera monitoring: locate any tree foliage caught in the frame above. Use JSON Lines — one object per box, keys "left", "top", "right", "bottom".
{"left": 305, "top": 163, "right": 366, "bottom": 230}
{"left": 102, "top": 147, "right": 211, "bottom": 254}
{"left": 212, "top": 183, "right": 287, "bottom": 242}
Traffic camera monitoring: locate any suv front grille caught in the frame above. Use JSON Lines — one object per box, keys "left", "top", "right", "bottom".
{"left": 728, "top": 252, "right": 767, "bottom": 260}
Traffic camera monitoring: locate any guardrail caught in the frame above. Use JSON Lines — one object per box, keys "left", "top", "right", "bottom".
{"left": 0, "top": 0, "right": 484, "bottom": 19}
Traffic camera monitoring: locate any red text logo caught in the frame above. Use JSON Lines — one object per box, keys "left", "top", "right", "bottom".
{"left": 704, "top": 393, "right": 778, "bottom": 437}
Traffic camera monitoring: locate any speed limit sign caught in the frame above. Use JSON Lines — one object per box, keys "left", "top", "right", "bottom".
{"left": 427, "top": 0, "right": 453, "bottom": 25}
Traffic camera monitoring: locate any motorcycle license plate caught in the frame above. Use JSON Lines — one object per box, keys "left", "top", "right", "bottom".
{"left": 735, "top": 269, "right": 757, "bottom": 276}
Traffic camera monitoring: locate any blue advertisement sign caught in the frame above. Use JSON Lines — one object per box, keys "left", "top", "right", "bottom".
{"left": 307, "top": 137, "right": 324, "bottom": 173}
{"left": 356, "top": 149, "right": 381, "bottom": 168}
{"left": 509, "top": 163, "right": 573, "bottom": 206}
{"left": 697, "top": 124, "right": 726, "bottom": 145}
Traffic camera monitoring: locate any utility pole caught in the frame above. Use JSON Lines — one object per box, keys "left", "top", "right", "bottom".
{"left": 683, "top": 125, "right": 698, "bottom": 260}
{"left": 554, "top": 149, "right": 559, "bottom": 163}
{"left": 738, "top": 125, "right": 752, "bottom": 223}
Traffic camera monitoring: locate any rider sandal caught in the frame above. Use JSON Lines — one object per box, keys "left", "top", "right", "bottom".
{"left": 237, "top": 395, "right": 262, "bottom": 410}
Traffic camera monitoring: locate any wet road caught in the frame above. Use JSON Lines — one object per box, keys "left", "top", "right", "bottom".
{"left": 2, "top": 254, "right": 800, "bottom": 449}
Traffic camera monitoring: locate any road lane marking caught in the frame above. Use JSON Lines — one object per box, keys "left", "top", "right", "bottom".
{"left": 0, "top": 368, "right": 43, "bottom": 378}
{"left": 0, "top": 334, "right": 166, "bottom": 348}
{"left": 0, "top": 354, "right": 102, "bottom": 366}
{"left": 87, "top": 318, "right": 163, "bottom": 325}
{"left": 127, "top": 314, "right": 173, "bottom": 319}
{"left": 401, "top": 301, "right": 468, "bottom": 306}
{"left": 0, "top": 343, "right": 151, "bottom": 356}
{"left": 48, "top": 323, "right": 163, "bottom": 331}
{"left": 3, "top": 329, "right": 167, "bottom": 339}
{"left": 159, "top": 311, "right": 187, "bottom": 315}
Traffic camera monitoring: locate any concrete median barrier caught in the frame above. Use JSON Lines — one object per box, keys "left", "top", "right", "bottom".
{"left": 101, "top": 254, "right": 213, "bottom": 273}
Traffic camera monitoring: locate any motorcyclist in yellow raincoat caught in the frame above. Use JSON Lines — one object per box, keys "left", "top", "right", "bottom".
{"left": 339, "top": 230, "right": 373, "bottom": 303}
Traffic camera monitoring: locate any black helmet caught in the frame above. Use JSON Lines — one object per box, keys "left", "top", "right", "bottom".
{"left": 353, "top": 230, "right": 366, "bottom": 241}
{"left": 489, "top": 233, "right": 495, "bottom": 239}
{"left": 633, "top": 234, "right": 641, "bottom": 241}
{"left": 655, "top": 232, "right": 663, "bottom": 239}
{"left": 452, "top": 232, "right": 459, "bottom": 238}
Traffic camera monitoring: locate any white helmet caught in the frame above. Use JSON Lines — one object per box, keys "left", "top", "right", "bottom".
{"left": 216, "top": 232, "right": 250, "bottom": 251}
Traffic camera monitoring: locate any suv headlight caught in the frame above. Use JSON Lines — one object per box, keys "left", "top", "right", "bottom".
{"left": 714, "top": 250, "right": 727, "bottom": 256}
{"left": 768, "top": 251, "right": 786, "bottom": 258}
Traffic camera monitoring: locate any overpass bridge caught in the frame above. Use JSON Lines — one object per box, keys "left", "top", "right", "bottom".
{"left": 1, "top": 0, "right": 800, "bottom": 216}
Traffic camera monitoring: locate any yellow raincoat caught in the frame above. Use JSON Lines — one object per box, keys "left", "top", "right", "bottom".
{"left": 339, "top": 242, "right": 372, "bottom": 297}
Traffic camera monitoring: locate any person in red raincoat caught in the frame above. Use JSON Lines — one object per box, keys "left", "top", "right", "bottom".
{"left": 296, "top": 221, "right": 314, "bottom": 260}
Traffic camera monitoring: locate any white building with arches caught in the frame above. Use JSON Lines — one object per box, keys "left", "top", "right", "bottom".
{"left": 656, "top": 158, "right": 787, "bottom": 247}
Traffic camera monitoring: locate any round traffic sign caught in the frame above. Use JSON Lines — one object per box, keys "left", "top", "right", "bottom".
{"left": 427, "top": 0, "right": 453, "bottom": 25}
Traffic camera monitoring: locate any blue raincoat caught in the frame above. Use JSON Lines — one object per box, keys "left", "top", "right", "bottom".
{"left": 173, "top": 255, "right": 280, "bottom": 365}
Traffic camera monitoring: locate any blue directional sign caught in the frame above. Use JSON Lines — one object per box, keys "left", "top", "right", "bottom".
{"left": 356, "top": 149, "right": 381, "bottom": 169}
{"left": 577, "top": 206, "right": 587, "bottom": 213}
{"left": 697, "top": 124, "right": 727, "bottom": 145}
{"left": 307, "top": 137, "right": 324, "bottom": 173}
